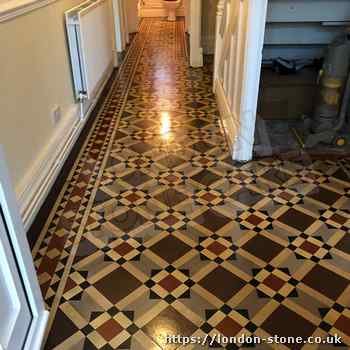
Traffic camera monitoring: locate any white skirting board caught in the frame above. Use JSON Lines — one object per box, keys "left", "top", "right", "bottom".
{"left": 16, "top": 63, "right": 114, "bottom": 232}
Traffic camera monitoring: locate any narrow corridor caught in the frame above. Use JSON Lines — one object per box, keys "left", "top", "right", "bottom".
{"left": 33, "top": 18, "right": 350, "bottom": 350}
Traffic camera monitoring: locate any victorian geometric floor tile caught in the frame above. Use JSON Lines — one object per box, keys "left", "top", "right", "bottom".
{"left": 32, "top": 18, "right": 350, "bottom": 349}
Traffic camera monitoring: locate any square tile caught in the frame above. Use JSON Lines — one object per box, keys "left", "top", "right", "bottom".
{"left": 262, "top": 305, "right": 316, "bottom": 345}
{"left": 134, "top": 120, "right": 157, "bottom": 129}
{"left": 216, "top": 317, "right": 242, "bottom": 337}
{"left": 150, "top": 235, "right": 191, "bottom": 263}
{"left": 242, "top": 235, "right": 283, "bottom": 262}
{"left": 335, "top": 315, "right": 350, "bottom": 337}
{"left": 278, "top": 208, "right": 316, "bottom": 232}
{"left": 122, "top": 170, "right": 152, "bottom": 187}
{"left": 191, "top": 169, "right": 221, "bottom": 187}
{"left": 231, "top": 187, "right": 264, "bottom": 207}
{"left": 331, "top": 168, "right": 350, "bottom": 183}
{"left": 199, "top": 266, "right": 246, "bottom": 302}
{"left": 262, "top": 168, "right": 292, "bottom": 185}
{"left": 336, "top": 235, "right": 350, "bottom": 255}
{"left": 158, "top": 155, "right": 186, "bottom": 168}
{"left": 142, "top": 306, "right": 196, "bottom": 349}
{"left": 130, "top": 142, "right": 154, "bottom": 154}
{"left": 158, "top": 275, "right": 182, "bottom": 292}
{"left": 191, "top": 141, "right": 214, "bottom": 153}
{"left": 111, "top": 210, "right": 148, "bottom": 233}
{"left": 154, "top": 188, "right": 188, "bottom": 207}
{"left": 94, "top": 268, "right": 142, "bottom": 304}
{"left": 97, "top": 319, "right": 123, "bottom": 341}
{"left": 44, "top": 309, "right": 80, "bottom": 349}
{"left": 307, "top": 187, "right": 341, "bottom": 206}
{"left": 194, "top": 209, "right": 231, "bottom": 232}
{"left": 188, "top": 118, "right": 209, "bottom": 128}
{"left": 302, "top": 265, "right": 348, "bottom": 300}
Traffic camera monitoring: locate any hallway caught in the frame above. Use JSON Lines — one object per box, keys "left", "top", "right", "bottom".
{"left": 33, "top": 18, "right": 350, "bottom": 349}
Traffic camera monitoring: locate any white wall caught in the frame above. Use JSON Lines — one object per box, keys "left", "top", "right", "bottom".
{"left": 0, "top": 0, "right": 80, "bottom": 187}
{"left": 0, "top": 0, "right": 115, "bottom": 229}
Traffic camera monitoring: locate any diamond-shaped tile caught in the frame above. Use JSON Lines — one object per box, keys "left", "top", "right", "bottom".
{"left": 335, "top": 315, "right": 350, "bottom": 337}
{"left": 262, "top": 168, "right": 292, "bottom": 185}
{"left": 194, "top": 209, "right": 231, "bottom": 232}
{"left": 191, "top": 169, "right": 221, "bottom": 187}
{"left": 278, "top": 208, "right": 316, "bottom": 232}
{"left": 262, "top": 305, "right": 316, "bottom": 340}
{"left": 231, "top": 187, "right": 264, "bottom": 206}
{"left": 142, "top": 307, "right": 196, "bottom": 348}
{"left": 263, "top": 274, "right": 285, "bottom": 291}
{"left": 207, "top": 241, "right": 226, "bottom": 255}
{"left": 114, "top": 242, "right": 134, "bottom": 256}
{"left": 191, "top": 141, "right": 214, "bottom": 153}
{"left": 331, "top": 168, "right": 350, "bottom": 183}
{"left": 154, "top": 188, "right": 188, "bottom": 207}
{"left": 122, "top": 170, "right": 152, "bottom": 187}
{"left": 158, "top": 154, "right": 186, "bottom": 168}
{"left": 216, "top": 317, "right": 242, "bottom": 337}
{"left": 44, "top": 310, "right": 79, "bottom": 349}
{"left": 130, "top": 142, "right": 154, "bottom": 154}
{"left": 188, "top": 118, "right": 209, "bottom": 128}
{"left": 158, "top": 275, "right": 182, "bottom": 292}
{"left": 199, "top": 266, "right": 246, "bottom": 302}
{"left": 242, "top": 235, "right": 283, "bottom": 262}
{"left": 94, "top": 268, "right": 142, "bottom": 304}
{"left": 302, "top": 265, "right": 348, "bottom": 300}
{"left": 134, "top": 119, "right": 157, "bottom": 129}
{"left": 150, "top": 235, "right": 191, "bottom": 263}
{"left": 111, "top": 210, "right": 147, "bottom": 233}
{"left": 307, "top": 186, "right": 341, "bottom": 206}
{"left": 97, "top": 319, "right": 123, "bottom": 341}
{"left": 336, "top": 235, "right": 350, "bottom": 255}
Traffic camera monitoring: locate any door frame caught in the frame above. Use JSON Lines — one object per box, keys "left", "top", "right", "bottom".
{"left": 112, "top": 0, "right": 130, "bottom": 60}
{"left": 214, "top": 0, "right": 268, "bottom": 161}
{"left": 189, "top": 0, "right": 203, "bottom": 67}
{"left": 0, "top": 147, "right": 48, "bottom": 350}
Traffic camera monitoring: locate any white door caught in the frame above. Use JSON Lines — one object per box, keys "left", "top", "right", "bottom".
{"left": 214, "top": 0, "right": 268, "bottom": 161}
{"left": 0, "top": 147, "right": 49, "bottom": 350}
{"left": 0, "top": 209, "right": 32, "bottom": 350}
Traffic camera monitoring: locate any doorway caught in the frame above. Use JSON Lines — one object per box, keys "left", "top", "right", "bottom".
{"left": 254, "top": 0, "right": 350, "bottom": 159}
{"left": 213, "top": 0, "right": 350, "bottom": 162}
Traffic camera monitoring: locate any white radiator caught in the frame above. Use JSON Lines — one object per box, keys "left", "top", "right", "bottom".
{"left": 65, "top": 0, "right": 113, "bottom": 101}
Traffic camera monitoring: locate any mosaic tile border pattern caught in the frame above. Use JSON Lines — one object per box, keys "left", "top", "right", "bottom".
{"left": 32, "top": 18, "right": 350, "bottom": 350}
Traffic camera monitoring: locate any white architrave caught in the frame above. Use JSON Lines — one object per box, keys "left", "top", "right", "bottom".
{"left": 189, "top": 0, "right": 203, "bottom": 67}
{"left": 112, "top": 0, "right": 129, "bottom": 53}
{"left": 214, "top": 0, "right": 268, "bottom": 162}
{"left": 113, "top": 0, "right": 124, "bottom": 52}
{"left": 213, "top": 0, "right": 225, "bottom": 89}
{"left": 234, "top": 0, "right": 268, "bottom": 161}
{"left": 122, "top": 0, "right": 130, "bottom": 44}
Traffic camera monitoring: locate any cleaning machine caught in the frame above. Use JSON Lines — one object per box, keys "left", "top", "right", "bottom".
{"left": 301, "top": 29, "right": 350, "bottom": 148}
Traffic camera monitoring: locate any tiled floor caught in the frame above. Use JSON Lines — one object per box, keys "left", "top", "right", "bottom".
{"left": 32, "top": 18, "right": 350, "bottom": 349}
